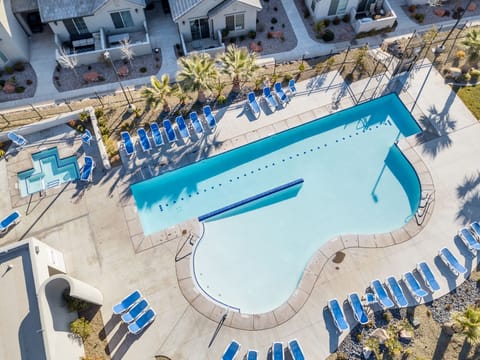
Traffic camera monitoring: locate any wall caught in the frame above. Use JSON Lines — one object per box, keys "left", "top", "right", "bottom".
{"left": 305, "top": 0, "right": 358, "bottom": 20}
{"left": 211, "top": 1, "right": 259, "bottom": 39}
{"left": 47, "top": 0, "right": 146, "bottom": 41}
{"left": 0, "top": 0, "right": 29, "bottom": 65}
{"left": 351, "top": 0, "right": 396, "bottom": 33}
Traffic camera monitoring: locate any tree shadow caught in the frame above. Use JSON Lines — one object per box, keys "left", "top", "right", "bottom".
{"left": 456, "top": 172, "right": 480, "bottom": 200}
{"left": 417, "top": 105, "right": 456, "bottom": 158}
{"left": 322, "top": 306, "right": 341, "bottom": 352}
{"left": 431, "top": 327, "right": 453, "bottom": 360}
{"left": 459, "top": 339, "right": 472, "bottom": 359}
{"left": 456, "top": 191, "right": 480, "bottom": 226}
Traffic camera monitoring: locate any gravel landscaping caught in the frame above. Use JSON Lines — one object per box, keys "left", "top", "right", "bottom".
{"left": 0, "top": 63, "right": 37, "bottom": 103}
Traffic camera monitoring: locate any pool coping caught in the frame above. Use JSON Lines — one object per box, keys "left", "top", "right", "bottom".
{"left": 170, "top": 103, "right": 436, "bottom": 330}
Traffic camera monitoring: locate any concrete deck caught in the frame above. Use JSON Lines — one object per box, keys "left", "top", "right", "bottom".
{"left": 0, "top": 59, "right": 479, "bottom": 359}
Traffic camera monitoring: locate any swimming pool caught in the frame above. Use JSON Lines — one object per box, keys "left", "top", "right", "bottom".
{"left": 131, "top": 94, "right": 422, "bottom": 313}
{"left": 18, "top": 147, "right": 80, "bottom": 197}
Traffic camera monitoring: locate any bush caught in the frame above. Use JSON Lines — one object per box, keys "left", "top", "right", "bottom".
{"left": 248, "top": 30, "right": 256, "bottom": 39}
{"left": 271, "top": 17, "right": 278, "bottom": 24}
{"left": 216, "top": 94, "right": 227, "bottom": 105}
{"left": 26, "top": 79, "right": 33, "bottom": 85}
{"left": 5, "top": 66, "right": 13, "bottom": 75}
{"left": 457, "top": 50, "right": 466, "bottom": 59}
{"left": 283, "top": 73, "right": 293, "bottom": 82}
{"left": 221, "top": 28, "right": 229, "bottom": 38}
{"left": 94, "top": 108, "right": 104, "bottom": 118}
{"left": 322, "top": 29, "right": 335, "bottom": 42}
{"left": 343, "top": 14, "right": 350, "bottom": 22}
{"left": 15, "top": 86, "right": 25, "bottom": 93}
{"left": 267, "top": 32, "right": 273, "bottom": 39}
{"left": 303, "top": 9, "right": 310, "bottom": 18}
{"left": 239, "top": 35, "right": 245, "bottom": 41}
{"left": 63, "top": 290, "right": 90, "bottom": 312}
{"left": 314, "top": 21, "right": 325, "bottom": 34}
{"left": 0, "top": 149, "right": 5, "bottom": 158}
{"left": 408, "top": 4, "right": 416, "bottom": 12}
{"left": 13, "top": 62, "right": 25, "bottom": 72}
{"left": 332, "top": 16, "right": 341, "bottom": 25}
{"left": 0, "top": 80, "right": 4, "bottom": 87}
{"left": 70, "top": 317, "right": 92, "bottom": 341}
{"left": 8, "top": 76, "right": 17, "bottom": 86}
{"left": 345, "top": 73, "right": 354, "bottom": 82}
{"left": 119, "top": 120, "right": 133, "bottom": 132}
{"left": 470, "top": 68, "right": 480, "bottom": 77}
{"left": 414, "top": 13, "right": 425, "bottom": 23}
{"left": 139, "top": 67, "right": 147, "bottom": 73}
{"left": 76, "top": 124, "right": 85, "bottom": 133}
{"left": 324, "top": 18, "right": 330, "bottom": 27}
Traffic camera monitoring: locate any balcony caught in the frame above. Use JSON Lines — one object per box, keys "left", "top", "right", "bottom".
{"left": 350, "top": 0, "right": 397, "bottom": 34}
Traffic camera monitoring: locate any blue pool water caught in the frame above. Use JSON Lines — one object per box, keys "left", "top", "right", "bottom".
{"left": 131, "top": 94, "right": 422, "bottom": 313}
{"left": 18, "top": 147, "right": 79, "bottom": 197}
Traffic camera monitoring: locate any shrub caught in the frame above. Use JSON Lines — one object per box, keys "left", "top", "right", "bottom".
{"left": 70, "top": 317, "right": 92, "bottom": 341}
{"left": 79, "top": 111, "right": 90, "bottom": 122}
{"left": 15, "top": 86, "right": 25, "bottom": 93}
{"left": 271, "top": 17, "right": 278, "bottom": 24}
{"left": 98, "top": 76, "right": 105, "bottom": 81}
{"left": 383, "top": 311, "right": 393, "bottom": 322}
{"left": 345, "top": 73, "right": 354, "bottom": 82}
{"left": 119, "top": 120, "right": 133, "bottom": 132}
{"left": 76, "top": 124, "right": 85, "bottom": 133}
{"left": 8, "top": 76, "right": 17, "bottom": 85}
{"left": 408, "top": 4, "right": 416, "bottom": 12}
{"left": 332, "top": 16, "right": 341, "bottom": 25}
{"left": 283, "top": 73, "right": 293, "bottom": 82}
{"left": 239, "top": 35, "right": 245, "bottom": 41}
{"left": 470, "top": 68, "right": 480, "bottom": 77}
{"left": 221, "top": 28, "right": 229, "bottom": 38}
{"left": 13, "top": 62, "right": 25, "bottom": 72}
{"left": 267, "top": 32, "right": 273, "bottom": 39}
{"left": 26, "top": 79, "right": 33, "bottom": 85}
{"left": 229, "top": 37, "right": 236, "bottom": 43}
{"left": 216, "top": 94, "right": 227, "bottom": 105}
{"left": 5, "top": 66, "right": 13, "bottom": 75}
{"left": 298, "top": 62, "right": 305, "bottom": 72}
{"left": 314, "top": 21, "right": 325, "bottom": 34}
{"left": 273, "top": 6, "right": 278, "bottom": 11}
{"left": 343, "top": 14, "right": 350, "bottom": 22}
{"left": 95, "top": 108, "right": 104, "bottom": 118}
{"left": 414, "top": 13, "right": 425, "bottom": 23}
{"left": 457, "top": 50, "right": 466, "bottom": 59}
{"left": 248, "top": 30, "right": 256, "bottom": 39}
{"left": 0, "top": 149, "right": 5, "bottom": 158}
{"left": 322, "top": 29, "right": 335, "bottom": 42}
{"left": 303, "top": 9, "right": 310, "bottom": 18}
{"left": 139, "top": 67, "right": 147, "bottom": 73}
{"left": 63, "top": 290, "right": 90, "bottom": 312}
{"left": 324, "top": 18, "right": 330, "bottom": 27}
{"left": 461, "top": 73, "right": 472, "bottom": 82}
{"left": 0, "top": 80, "right": 4, "bottom": 87}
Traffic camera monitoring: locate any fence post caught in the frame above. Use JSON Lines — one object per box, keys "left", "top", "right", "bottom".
{"left": 30, "top": 104, "right": 42, "bottom": 119}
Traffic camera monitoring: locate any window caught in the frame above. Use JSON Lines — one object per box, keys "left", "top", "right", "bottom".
{"left": 190, "top": 18, "right": 209, "bottom": 40}
{"left": 63, "top": 17, "right": 89, "bottom": 35}
{"left": 225, "top": 13, "right": 244, "bottom": 31}
{"left": 0, "top": 49, "right": 8, "bottom": 64}
{"left": 110, "top": 11, "right": 134, "bottom": 29}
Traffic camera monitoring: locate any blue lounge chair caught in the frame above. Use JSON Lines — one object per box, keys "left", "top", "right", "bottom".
{"left": 470, "top": 221, "right": 480, "bottom": 240}
{"left": 149, "top": 122, "right": 164, "bottom": 147}
{"left": 222, "top": 340, "right": 240, "bottom": 360}
{"left": 247, "top": 91, "right": 261, "bottom": 118}
{"left": 203, "top": 105, "right": 217, "bottom": 129}
{"left": 120, "top": 131, "right": 135, "bottom": 156}
{"left": 288, "top": 79, "right": 297, "bottom": 95}
{"left": 327, "top": 298, "right": 349, "bottom": 332}
{"left": 288, "top": 339, "right": 305, "bottom": 360}
{"left": 246, "top": 350, "right": 258, "bottom": 360}
{"left": 82, "top": 129, "right": 92, "bottom": 145}
{"left": 385, "top": 276, "right": 408, "bottom": 307}
{"left": 163, "top": 119, "right": 178, "bottom": 143}
{"left": 371, "top": 279, "right": 395, "bottom": 308}
{"left": 176, "top": 115, "right": 191, "bottom": 140}
{"left": 263, "top": 87, "right": 278, "bottom": 111}
{"left": 112, "top": 290, "right": 142, "bottom": 315}
{"left": 127, "top": 308, "right": 156, "bottom": 335}
{"left": 121, "top": 299, "right": 149, "bottom": 323}
{"left": 439, "top": 247, "right": 467, "bottom": 276}
{"left": 416, "top": 261, "right": 440, "bottom": 292}
{"left": 137, "top": 128, "right": 152, "bottom": 152}
{"left": 8, "top": 131, "right": 27, "bottom": 147}
{"left": 189, "top": 111, "right": 204, "bottom": 135}
{"left": 274, "top": 82, "right": 289, "bottom": 105}
{"left": 348, "top": 293, "right": 369, "bottom": 325}
{"left": 402, "top": 272, "right": 428, "bottom": 300}
{"left": 0, "top": 210, "right": 21, "bottom": 233}
{"left": 272, "top": 342, "right": 284, "bottom": 360}
{"left": 80, "top": 156, "right": 95, "bottom": 182}
{"left": 458, "top": 227, "right": 480, "bottom": 254}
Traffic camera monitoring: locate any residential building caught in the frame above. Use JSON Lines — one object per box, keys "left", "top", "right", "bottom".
{"left": 0, "top": 0, "right": 30, "bottom": 66}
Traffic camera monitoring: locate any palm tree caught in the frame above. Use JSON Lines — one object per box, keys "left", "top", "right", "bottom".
{"left": 453, "top": 306, "right": 480, "bottom": 344}
{"left": 141, "top": 74, "right": 172, "bottom": 111}
{"left": 462, "top": 29, "right": 480, "bottom": 61}
{"left": 177, "top": 53, "right": 218, "bottom": 103}
{"left": 218, "top": 44, "right": 258, "bottom": 92}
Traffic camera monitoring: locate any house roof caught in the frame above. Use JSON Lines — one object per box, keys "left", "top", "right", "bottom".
{"left": 169, "top": 0, "right": 203, "bottom": 21}
{"left": 38, "top": 0, "right": 145, "bottom": 23}
{"left": 11, "top": 0, "right": 39, "bottom": 13}
{"left": 208, "top": 0, "right": 261, "bottom": 17}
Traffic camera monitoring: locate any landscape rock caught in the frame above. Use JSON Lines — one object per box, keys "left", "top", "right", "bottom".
{"left": 3, "top": 82, "right": 15, "bottom": 93}
{"left": 362, "top": 347, "right": 372, "bottom": 359}
{"left": 434, "top": 9, "right": 446, "bottom": 16}
{"left": 399, "top": 329, "right": 413, "bottom": 342}
{"left": 371, "top": 328, "right": 389, "bottom": 344}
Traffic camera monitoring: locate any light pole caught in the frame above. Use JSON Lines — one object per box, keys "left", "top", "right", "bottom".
{"left": 104, "top": 50, "right": 133, "bottom": 112}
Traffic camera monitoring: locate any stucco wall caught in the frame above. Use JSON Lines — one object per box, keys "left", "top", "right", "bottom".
{"left": 176, "top": 0, "right": 259, "bottom": 42}
{"left": 0, "top": 0, "right": 29, "bottom": 64}
{"left": 47, "top": 0, "right": 146, "bottom": 41}
{"left": 305, "top": 0, "right": 358, "bottom": 20}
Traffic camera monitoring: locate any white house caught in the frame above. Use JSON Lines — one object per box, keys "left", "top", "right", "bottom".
{"left": 0, "top": 0, "right": 30, "bottom": 66}
{"left": 169, "top": 0, "right": 262, "bottom": 54}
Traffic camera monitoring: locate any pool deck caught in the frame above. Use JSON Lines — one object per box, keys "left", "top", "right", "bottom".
{"left": 1, "top": 60, "right": 480, "bottom": 359}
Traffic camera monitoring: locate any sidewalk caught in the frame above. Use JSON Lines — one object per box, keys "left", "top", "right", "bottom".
{"left": 1, "top": 2, "right": 480, "bottom": 113}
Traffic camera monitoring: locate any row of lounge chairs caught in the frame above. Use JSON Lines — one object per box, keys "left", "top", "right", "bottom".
{"left": 112, "top": 290, "right": 156, "bottom": 335}
{"left": 327, "top": 234, "right": 476, "bottom": 333}
{"left": 222, "top": 339, "right": 304, "bottom": 360}
{"left": 247, "top": 80, "right": 297, "bottom": 118}
{"left": 120, "top": 105, "right": 217, "bottom": 156}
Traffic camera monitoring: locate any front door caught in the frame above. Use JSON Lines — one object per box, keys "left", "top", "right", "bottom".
{"left": 190, "top": 18, "right": 210, "bottom": 41}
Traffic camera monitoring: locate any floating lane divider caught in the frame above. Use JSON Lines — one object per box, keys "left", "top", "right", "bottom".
{"left": 198, "top": 178, "right": 304, "bottom": 222}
